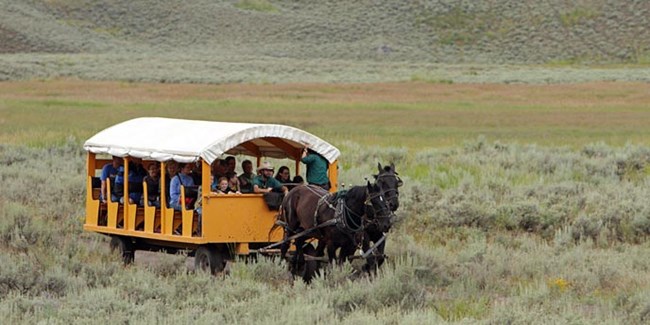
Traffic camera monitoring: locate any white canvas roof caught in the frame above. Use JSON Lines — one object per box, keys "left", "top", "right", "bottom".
{"left": 83, "top": 117, "right": 340, "bottom": 164}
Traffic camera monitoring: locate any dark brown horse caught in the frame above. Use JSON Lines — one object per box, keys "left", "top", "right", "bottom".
{"left": 276, "top": 182, "right": 392, "bottom": 282}
{"left": 326, "top": 163, "right": 402, "bottom": 273}
{"left": 374, "top": 162, "right": 402, "bottom": 211}
{"left": 361, "top": 162, "right": 402, "bottom": 273}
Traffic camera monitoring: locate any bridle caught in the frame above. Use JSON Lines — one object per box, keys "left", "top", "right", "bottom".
{"left": 362, "top": 188, "right": 393, "bottom": 228}
{"left": 374, "top": 172, "right": 402, "bottom": 210}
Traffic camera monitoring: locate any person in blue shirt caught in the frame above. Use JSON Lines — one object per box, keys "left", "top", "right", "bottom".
{"left": 170, "top": 163, "right": 196, "bottom": 210}
{"left": 127, "top": 158, "right": 147, "bottom": 205}
{"left": 100, "top": 156, "right": 122, "bottom": 203}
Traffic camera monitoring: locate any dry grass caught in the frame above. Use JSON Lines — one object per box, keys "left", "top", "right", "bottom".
{"left": 1, "top": 79, "right": 648, "bottom": 106}
{"left": 1, "top": 79, "right": 649, "bottom": 148}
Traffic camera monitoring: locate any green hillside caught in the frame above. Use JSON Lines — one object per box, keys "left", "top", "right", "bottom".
{"left": 1, "top": 0, "right": 649, "bottom": 83}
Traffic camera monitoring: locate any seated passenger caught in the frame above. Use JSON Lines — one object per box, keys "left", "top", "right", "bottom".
{"left": 253, "top": 162, "right": 288, "bottom": 194}
{"left": 275, "top": 166, "right": 291, "bottom": 184}
{"left": 238, "top": 160, "right": 255, "bottom": 193}
{"left": 100, "top": 156, "right": 122, "bottom": 203}
{"left": 215, "top": 177, "right": 239, "bottom": 195}
{"left": 170, "top": 163, "right": 196, "bottom": 211}
{"left": 225, "top": 156, "right": 237, "bottom": 174}
{"left": 226, "top": 171, "right": 241, "bottom": 193}
{"left": 275, "top": 165, "right": 298, "bottom": 191}
{"left": 164, "top": 161, "right": 179, "bottom": 205}
{"left": 112, "top": 163, "right": 126, "bottom": 203}
{"left": 127, "top": 158, "right": 147, "bottom": 205}
{"left": 143, "top": 163, "right": 161, "bottom": 208}
{"left": 211, "top": 159, "right": 227, "bottom": 191}
{"left": 191, "top": 161, "right": 203, "bottom": 185}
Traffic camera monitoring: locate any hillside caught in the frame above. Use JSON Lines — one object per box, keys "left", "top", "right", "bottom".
{"left": 0, "top": 0, "right": 649, "bottom": 83}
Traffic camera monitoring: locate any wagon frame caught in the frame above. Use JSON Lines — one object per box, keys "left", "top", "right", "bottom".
{"left": 83, "top": 117, "right": 340, "bottom": 273}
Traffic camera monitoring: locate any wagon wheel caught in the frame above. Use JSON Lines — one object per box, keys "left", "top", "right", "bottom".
{"left": 194, "top": 245, "right": 226, "bottom": 275}
{"left": 297, "top": 243, "right": 320, "bottom": 283}
{"left": 109, "top": 236, "right": 134, "bottom": 265}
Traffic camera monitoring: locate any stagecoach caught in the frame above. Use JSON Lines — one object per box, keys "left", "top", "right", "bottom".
{"left": 83, "top": 117, "right": 340, "bottom": 273}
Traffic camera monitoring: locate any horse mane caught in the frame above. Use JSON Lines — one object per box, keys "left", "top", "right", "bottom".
{"left": 343, "top": 184, "right": 369, "bottom": 202}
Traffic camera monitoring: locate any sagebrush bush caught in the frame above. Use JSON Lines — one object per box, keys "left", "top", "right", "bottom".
{"left": 1, "top": 141, "right": 650, "bottom": 323}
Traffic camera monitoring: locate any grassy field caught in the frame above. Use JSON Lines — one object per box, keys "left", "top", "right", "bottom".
{"left": 1, "top": 80, "right": 650, "bottom": 323}
{"left": 2, "top": 79, "right": 650, "bottom": 148}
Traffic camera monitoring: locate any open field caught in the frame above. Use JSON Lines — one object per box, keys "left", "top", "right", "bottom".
{"left": 2, "top": 79, "right": 650, "bottom": 149}
{"left": 2, "top": 1, "right": 650, "bottom": 322}
{"left": 1, "top": 80, "right": 650, "bottom": 323}
{"left": 2, "top": 1, "right": 649, "bottom": 85}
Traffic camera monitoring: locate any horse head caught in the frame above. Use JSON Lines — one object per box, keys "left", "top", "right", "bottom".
{"left": 374, "top": 162, "right": 402, "bottom": 212}
{"left": 364, "top": 181, "right": 393, "bottom": 233}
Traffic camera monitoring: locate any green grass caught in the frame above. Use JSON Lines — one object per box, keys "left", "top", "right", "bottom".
{"left": 1, "top": 81, "right": 650, "bottom": 323}
{"left": 2, "top": 81, "right": 649, "bottom": 149}
{"left": 234, "top": 0, "right": 278, "bottom": 13}
{"left": 560, "top": 7, "right": 600, "bottom": 27}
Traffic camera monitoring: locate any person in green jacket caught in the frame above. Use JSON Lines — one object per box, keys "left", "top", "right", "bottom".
{"left": 301, "top": 146, "right": 330, "bottom": 191}
{"left": 253, "top": 162, "right": 288, "bottom": 194}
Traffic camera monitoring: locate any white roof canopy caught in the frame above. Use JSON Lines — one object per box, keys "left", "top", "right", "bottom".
{"left": 83, "top": 117, "right": 340, "bottom": 164}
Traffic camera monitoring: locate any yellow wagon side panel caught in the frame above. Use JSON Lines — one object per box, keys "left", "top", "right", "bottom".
{"left": 201, "top": 195, "right": 283, "bottom": 243}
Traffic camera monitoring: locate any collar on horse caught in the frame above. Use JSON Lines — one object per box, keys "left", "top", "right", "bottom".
{"left": 314, "top": 187, "right": 384, "bottom": 234}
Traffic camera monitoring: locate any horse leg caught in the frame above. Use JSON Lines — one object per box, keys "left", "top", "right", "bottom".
{"left": 338, "top": 238, "right": 357, "bottom": 265}
{"left": 301, "top": 242, "right": 319, "bottom": 283}
{"left": 326, "top": 238, "right": 338, "bottom": 265}
{"left": 280, "top": 237, "right": 291, "bottom": 265}
{"left": 363, "top": 231, "right": 386, "bottom": 274}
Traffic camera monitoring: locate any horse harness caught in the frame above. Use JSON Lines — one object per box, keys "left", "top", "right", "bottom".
{"left": 261, "top": 185, "right": 390, "bottom": 258}
{"left": 310, "top": 185, "right": 390, "bottom": 235}
{"left": 375, "top": 173, "right": 402, "bottom": 204}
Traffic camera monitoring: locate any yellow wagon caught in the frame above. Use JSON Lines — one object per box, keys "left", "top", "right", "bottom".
{"left": 83, "top": 117, "right": 340, "bottom": 273}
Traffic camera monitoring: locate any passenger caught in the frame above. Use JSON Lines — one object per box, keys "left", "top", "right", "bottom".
{"left": 210, "top": 159, "right": 221, "bottom": 177}
{"left": 292, "top": 175, "right": 305, "bottom": 186}
{"left": 127, "top": 158, "right": 148, "bottom": 205}
{"left": 275, "top": 165, "right": 298, "bottom": 190}
{"left": 226, "top": 171, "right": 241, "bottom": 193}
{"left": 143, "top": 163, "right": 161, "bottom": 208}
{"left": 215, "top": 176, "right": 238, "bottom": 195}
{"left": 191, "top": 161, "right": 202, "bottom": 185}
{"left": 194, "top": 185, "right": 204, "bottom": 236}
{"left": 253, "top": 162, "right": 288, "bottom": 194}
{"left": 170, "top": 163, "right": 196, "bottom": 211}
{"left": 275, "top": 166, "right": 291, "bottom": 184}
{"left": 301, "top": 145, "right": 330, "bottom": 191}
{"left": 225, "top": 156, "right": 236, "bottom": 173}
{"left": 238, "top": 160, "right": 255, "bottom": 193}
{"left": 164, "top": 160, "right": 179, "bottom": 205}
{"left": 112, "top": 164, "right": 126, "bottom": 203}
{"left": 100, "top": 156, "right": 122, "bottom": 203}
{"left": 211, "top": 159, "right": 228, "bottom": 191}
